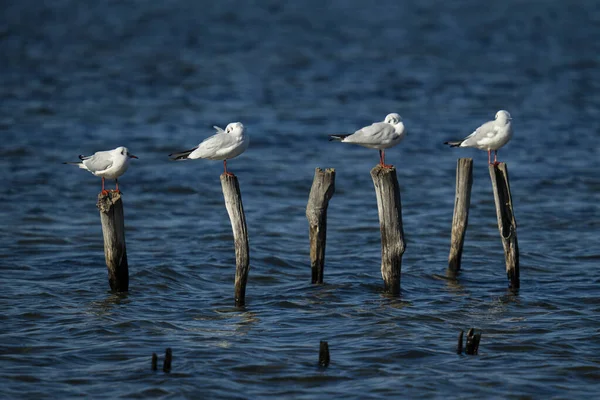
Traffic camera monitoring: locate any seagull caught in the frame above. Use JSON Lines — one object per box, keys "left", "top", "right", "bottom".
{"left": 64, "top": 146, "right": 138, "bottom": 194}
{"left": 444, "top": 110, "right": 513, "bottom": 165}
{"left": 329, "top": 113, "right": 406, "bottom": 168}
{"left": 169, "top": 122, "right": 249, "bottom": 176}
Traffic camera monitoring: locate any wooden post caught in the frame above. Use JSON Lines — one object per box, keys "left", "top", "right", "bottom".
{"left": 489, "top": 163, "right": 520, "bottom": 288}
{"left": 220, "top": 174, "right": 250, "bottom": 307}
{"left": 306, "top": 168, "right": 336, "bottom": 284}
{"left": 370, "top": 165, "right": 406, "bottom": 295}
{"left": 457, "top": 330, "right": 464, "bottom": 355}
{"left": 163, "top": 348, "right": 172, "bottom": 373}
{"left": 97, "top": 191, "right": 129, "bottom": 292}
{"left": 448, "top": 158, "right": 473, "bottom": 274}
{"left": 465, "top": 328, "right": 481, "bottom": 355}
{"left": 151, "top": 353, "right": 158, "bottom": 371}
{"left": 319, "top": 341, "right": 330, "bottom": 367}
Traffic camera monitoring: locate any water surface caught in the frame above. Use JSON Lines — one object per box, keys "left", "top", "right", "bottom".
{"left": 1, "top": 0, "right": 600, "bottom": 398}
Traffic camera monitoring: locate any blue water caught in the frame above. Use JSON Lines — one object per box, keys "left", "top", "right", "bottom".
{"left": 2, "top": 0, "right": 600, "bottom": 398}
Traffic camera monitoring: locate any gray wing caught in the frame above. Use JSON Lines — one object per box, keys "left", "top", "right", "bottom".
{"left": 81, "top": 151, "right": 113, "bottom": 172}
{"left": 345, "top": 122, "right": 396, "bottom": 145}
{"left": 190, "top": 132, "right": 238, "bottom": 159}
{"left": 461, "top": 120, "right": 496, "bottom": 146}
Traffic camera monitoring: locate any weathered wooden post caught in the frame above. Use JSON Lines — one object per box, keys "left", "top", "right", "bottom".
{"left": 319, "top": 341, "right": 330, "bottom": 367}
{"left": 465, "top": 328, "right": 481, "bottom": 355}
{"left": 163, "top": 348, "right": 172, "bottom": 373}
{"left": 456, "top": 330, "right": 464, "bottom": 355}
{"left": 97, "top": 191, "right": 129, "bottom": 292}
{"left": 448, "top": 158, "right": 473, "bottom": 274}
{"left": 306, "top": 168, "right": 336, "bottom": 284}
{"left": 370, "top": 165, "right": 406, "bottom": 295}
{"left": 489, "top": 163, "right": 520, "bottom": 288}
{"left": 220, "top": 173, "right": 250, "bottom": 307}
{"left": 151, "top": 353, "right": 158, "bottom": 371}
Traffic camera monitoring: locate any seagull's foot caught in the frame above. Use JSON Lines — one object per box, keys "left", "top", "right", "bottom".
{"left": 381, "top": 163, "right": 394, "bottom": 169}
{"left": 492, "top": 161, "right": 501, "bottom": 166}
{"left": 101, "top": 190, "right": 110, "bottom": 196}
{"left": 224, "top": 171, "right": 235, "bottom": 177}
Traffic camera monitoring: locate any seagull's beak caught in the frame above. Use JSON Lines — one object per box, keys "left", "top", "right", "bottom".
{"left": 129, "top": 154, "right": 138, "bottom": 159}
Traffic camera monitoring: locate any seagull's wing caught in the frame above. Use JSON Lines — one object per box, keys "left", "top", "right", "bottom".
{"left": 80, "top": 151, "right": 113, "bottom": 173}
{"left": 345, "top": 122, "right": 396, "bottom": 145}
{"left": 461, "top": 120, "right": 497, "bottom": 147}
{"left": 191, "top": 132, "right": 238, "bottom": 159}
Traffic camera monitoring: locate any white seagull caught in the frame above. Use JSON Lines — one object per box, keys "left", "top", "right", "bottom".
{"left": 64, "top": 146, "right": 138, "bottom": 193}
{"left": 329, "top": 113, "right": 406, "bottom": 168}
{"left": 445, "top": 110, "right": 513, "bottom": 165}
{"left": 169, "top": 122, "right": 249, "bottom": 176}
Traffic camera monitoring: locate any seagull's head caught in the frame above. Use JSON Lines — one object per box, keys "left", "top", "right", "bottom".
{"left": 495, "top": 110, "right": 512, "bottom": 123}
{"left": 116, "top": 146, "right": 138, "bottom": 159}
{"left": 384, "top": 113, "right": 402, "bottom": 125}
{"left": 225, "top": 122, "right": 245, "bottom": 135}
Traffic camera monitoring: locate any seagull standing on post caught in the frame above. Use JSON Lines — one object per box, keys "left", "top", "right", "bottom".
{"left": 64, "top": 146, "right": 138, "bottom": 194}
{"left": 329, "top": 113, "right": 406, "bottom": 168}
{"left": 444, "top": 110, "right": 513, "bottom": 165}
{"left": 169, "top": 122, "right": 249, "bottom": 176}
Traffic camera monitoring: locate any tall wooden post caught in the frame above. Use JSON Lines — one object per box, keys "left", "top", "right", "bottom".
{"left": 97, "top": 191, "right": 129, "bottom": 292}
{"left": 489, "top": 163, "right": 519, "bottom": 288}
{"left": 306, "top": 168, "right": 336, "bottom": 284}
{"left": 448, "top": 158, "right": 473, "bottom": 274}
{"left": 220, "top": 174, "right": 250, "bottom": 307}
{"left": 370, "top": 165, "right": 406, "bottom": 295}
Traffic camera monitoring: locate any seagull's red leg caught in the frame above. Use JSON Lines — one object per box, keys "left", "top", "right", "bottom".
{"left": 224, "top": 159, "right": 234, "bottom": 177}
{"left": 380, "top": 149, "right": 393, "bottom": 168}
{"left": 101, "top": 177, "right": 109, "bottom": 196}
{"left": 488, "top": 149, "right": 491, "bottom": 165}
{"left": 115, "top": 178, "right": 120, "bottom": 193}
{"left": 493, "top": 150, "right": 499, "bottom": 166}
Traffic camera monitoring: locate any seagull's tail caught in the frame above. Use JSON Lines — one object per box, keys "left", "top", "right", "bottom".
{"left": 63, "top": 161, "right": 86, "bottom": 169}
{"left": 329, "top": 134, "right": 350, "bottom": 142}
{"left": 168, "top": 148, "right": 196, "bottom": 161}
{"left": 444, "top": 140, "right": 463, "bottom": 147}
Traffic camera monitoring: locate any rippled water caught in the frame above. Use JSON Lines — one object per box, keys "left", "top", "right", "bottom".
{"left": 2, "top": 0, "right": 600, "bottom": 398}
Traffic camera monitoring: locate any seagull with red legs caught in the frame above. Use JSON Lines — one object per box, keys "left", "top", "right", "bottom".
{"left": 64, "top": 146, "right": 138, "bottom": 194}
{"left": 329, "top": 113, "right": 406, "bottom": 168}
{"left": 169, "top": 122, "right": 249, "bottom": 176}
{"left": 444, "top": 110, "right": 513, "bottom": 165}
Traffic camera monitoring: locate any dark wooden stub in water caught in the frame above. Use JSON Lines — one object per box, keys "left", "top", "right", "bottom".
{"left": 306, "top": 168, "right": 336, "bottom": 284}
{"left": 163, "top": 348, "right": 172, "bottom": 373}
{"left": 457, "top": 328, "right": 481, "bottom": 355}
{"left": 370, "top": 165, "right": 406, "bottom": 295}
{"left": 489, "top": 163, "right": 520, "bottom": 289}
{"left": 220, "top": 173, "right": 250, "bottom": 307}
{"left": 319, "top": 341, "right": 330, "bottom": 367}
{"left": 97, "top": 191, "right": 129, "bottom": 292}
{"left": 151, "top": 353, "right": 158, "bottom": 371}
{"left": 448, "top": 158, "right": 473, "bottom": 274}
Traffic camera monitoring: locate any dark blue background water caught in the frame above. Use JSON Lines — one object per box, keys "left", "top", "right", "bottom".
{"left": 2, "top": 0, "right": 599, "bottom": 398}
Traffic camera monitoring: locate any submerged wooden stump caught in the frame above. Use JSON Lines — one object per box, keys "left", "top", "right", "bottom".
{"left": 448, "top": 158, "right": 473, "bottom": 274}
{"left": 220, "top": 174, "right": 250, "bottom": 307}
{"left": 370, "top": 165, "right": 406, "bottom": 295}
{"left": 97, "top": 191, "right": 129, "bottom": 292}
{"left": 319, "top": 341, "right": 330, "bottom": 367}
{"left": 306, "top": 168, "right": 336, "bottom": 284}
{"left": 489, "top": 163, "right": 520, "bottom": 288}
{"left": 163, "top": 348, "right": 172, "bottom": 373}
